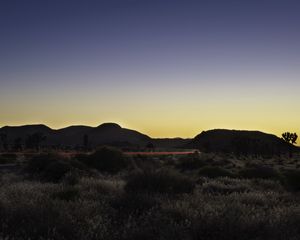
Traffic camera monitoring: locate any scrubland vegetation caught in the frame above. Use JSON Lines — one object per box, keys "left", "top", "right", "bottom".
{"left": 0, "top": 148, "right": 300, "bottom": 239}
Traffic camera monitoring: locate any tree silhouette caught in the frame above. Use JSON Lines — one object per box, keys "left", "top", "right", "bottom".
{"left": 282, "top": 132, "right": 298, "bottom": 158}
{"left": 282, "top": 132, "right": 298, "bottom": 145}
{"left": 291, "top": 133, "right": 298, "bottom": 144}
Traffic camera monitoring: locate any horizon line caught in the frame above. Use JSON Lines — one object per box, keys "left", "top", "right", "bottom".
{"left": 0, "top": 121, "right": 292, "bottom": 140}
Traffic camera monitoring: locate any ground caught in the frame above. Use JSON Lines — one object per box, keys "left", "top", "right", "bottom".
{"left": 0, "top": 150, "right": 300, "bottom": 240}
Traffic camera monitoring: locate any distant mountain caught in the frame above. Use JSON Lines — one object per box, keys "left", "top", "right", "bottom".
{"left": 1, "top": 125, "right": 298, "bottom": 154}
{"left": 0, "top": 123, "right": 152, "bottom": 149}
{"left": 0, "top": 124, "right": 53, "bottom": 140}
{"left": 187, "top": 129, "right": 299, "bottom": 155}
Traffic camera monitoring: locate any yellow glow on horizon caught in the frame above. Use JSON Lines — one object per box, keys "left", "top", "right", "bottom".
{"left": 1, "top": 74, "right": 299, "bottom": 145}
{"left": 0, "top": 117, "right": 298, "bottom": 143}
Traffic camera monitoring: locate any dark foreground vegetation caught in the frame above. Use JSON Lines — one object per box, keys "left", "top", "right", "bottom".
{"left": 1, "top": 148, "right": 300, "bottom": 239}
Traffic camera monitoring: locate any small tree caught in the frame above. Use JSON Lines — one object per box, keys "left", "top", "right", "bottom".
{"left": 282, "top": 132, "right": 298, "bottom": 145}
{"left": 291, "top": 133, "right": 298, "bottom": 145}
{"left": 282, "top": 132, "right": 298, "bottom": 158}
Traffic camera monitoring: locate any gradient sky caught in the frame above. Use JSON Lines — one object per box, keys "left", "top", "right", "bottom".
{"left": 1, "top": 0, "right": 300, "bottom": 139}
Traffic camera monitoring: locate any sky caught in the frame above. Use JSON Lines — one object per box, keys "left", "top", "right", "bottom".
{"left": 0, "top": 0, "right": 300, "bottom": 139}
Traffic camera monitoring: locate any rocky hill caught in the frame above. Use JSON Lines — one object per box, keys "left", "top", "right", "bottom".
{"left": 187, "top": 129, "right": 299, "bottom": 156}
{"left": 0, "top": 123, "right": 151, "bottom": 149}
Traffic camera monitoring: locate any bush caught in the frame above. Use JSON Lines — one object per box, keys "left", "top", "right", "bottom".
{"left": 26, "top": 153, "right": 62, "bottom": 173}
{"left": 111, "top": 193, "right": 159, "bottom": 216}
{"left": 25, "top": 153, "right": 86, "bottom": 182}
{"left": 62, "top": 171, "right": 81, "bottom": 185}
{"left": 52, "top": 186, "right": 80, "bottom": 201}
{"left": 0, "top": 186, "right": 77, "bottom": 239}
{"left": 43, "top": 160, "right": 72, "bottom": 182}
{"left": 238, "top": 166, "right": 281, "bottom": 180}
{"left": 0, "top": 181, "right": 116, "bottom": 240}
{"left": 131, "top": 154, "right": 162, "bottom": 171}
{"left": 176, "top": 154, "right": 206, "bottom": 171}
{"left": 202, "top": 179, "right": 249, "bottom": 194}
{"left": 125, "top": 170, "right": 195, "bottom": 195}
{"left": 81, "top": 147, "right": 128, "bottom": 173}
{"left": 198, "top": 166, "right": 234, "bottom": 178}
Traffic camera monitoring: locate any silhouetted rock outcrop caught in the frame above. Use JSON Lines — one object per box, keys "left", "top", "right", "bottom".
{"left": 187, "top": 129, "right": 299, "bottom": 156}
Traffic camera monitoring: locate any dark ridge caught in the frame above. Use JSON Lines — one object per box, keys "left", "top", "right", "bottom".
{"left": 97, "top": 123, "right": 122, "bottom": 130}
{"left": 1, "top": 124, "right": 298, "bottom": 153}
{"left": 0, "top": 122, "right": 151, "bottom": 148}
{"left": 2, "top": 124, "right": 52, "bottom": 131}
{"left": 187, "top": 129, "right": 299, "bottom": 155}
{"left": 57, "top": 125, "right": 93, "bottom": 131}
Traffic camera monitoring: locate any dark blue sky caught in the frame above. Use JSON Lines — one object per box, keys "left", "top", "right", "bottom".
{"left": 1, "top": 0, "right": 300, "bottom": 137}
{"left": 2, "top": 0, "right": 299, "bottom": 73}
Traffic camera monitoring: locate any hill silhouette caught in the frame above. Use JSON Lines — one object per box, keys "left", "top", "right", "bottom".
{"left": 0, "top": 123, "right": 151, "bottom": 149}
{"left": 0, "top": 123, "right": 189, "bottom": 149}
{"left": 187, "top": 129, "right": 299, "bottom": 156}
{"left": 1, "top": 125, "right": 299, "bottom": 153}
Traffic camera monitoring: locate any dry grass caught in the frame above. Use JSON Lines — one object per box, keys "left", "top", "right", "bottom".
{"left": 0, "top": 152, "right": 299, "bottom": 239}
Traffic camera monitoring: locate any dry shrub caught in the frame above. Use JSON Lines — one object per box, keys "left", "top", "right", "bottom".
{"left": 79, "top": 147, "right": 128, "bottom": 173}
{"left": 125, "top": 170, "right": 195, "bottom": 195}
